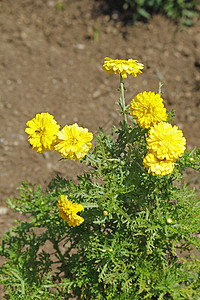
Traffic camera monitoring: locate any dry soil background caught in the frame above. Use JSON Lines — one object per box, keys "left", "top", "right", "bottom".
{"left": 0, "top": 0, "right": 200, "bottom": 235}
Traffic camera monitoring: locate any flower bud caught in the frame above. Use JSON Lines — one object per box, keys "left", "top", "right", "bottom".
{"left": 167, "top": 218, "right": 172, "bottom": 224}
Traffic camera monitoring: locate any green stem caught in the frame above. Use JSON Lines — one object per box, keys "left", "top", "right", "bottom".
{"left": 158, "top": 81, "right": 163, "bottom": 95}
{"left": 120, "top": 74, "right": 127, "bottom": 123}
{"left": 86, "top": 153, "right": 101, "bottom": 163}
{"left": 52, "top": 240, "right": 68, "bottom": 277}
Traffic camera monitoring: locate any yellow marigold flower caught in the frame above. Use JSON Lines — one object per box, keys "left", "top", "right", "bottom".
{"left": 129, "top": 91, "right": 168, "bottom": 129}
{"left": 25, "top": 112, "right": 60, "bottom": 153}
{"left": 146, "top": 122, "right": 186, "bottom": 161}
{"left": 54, "top": 123, "right": 93, "bottom": 160}
{"left": 57, "top": 195, "right": 84, "bottom": 227}
{"left": 102, "top": 57, "right": 144, "bottom": 79}
{"left": 143, "top": 151, "right": 175, "bottom": 176}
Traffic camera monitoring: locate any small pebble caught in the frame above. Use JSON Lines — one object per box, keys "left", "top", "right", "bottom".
{"left": 76, "top": 44, "right": 85, "bottom": 50}
{"left": 93, "top": 90, "right": 101, "bottom": 99}
{"left": 0, "top": 207, "right": 9, "bottom": 215}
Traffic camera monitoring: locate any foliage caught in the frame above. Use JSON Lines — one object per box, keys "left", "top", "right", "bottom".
{"left": 100, "top": 0, "right": 200, "bottom": 26}
{"left": 0, "top": 60, "right": 200, "bottom": 299}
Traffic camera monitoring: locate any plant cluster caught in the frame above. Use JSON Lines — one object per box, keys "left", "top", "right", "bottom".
{"left": 0, "top": 57, "right": 200, "bottom": 299}
{"left": 100, "top": 0, "right": 200, "bottom": 26}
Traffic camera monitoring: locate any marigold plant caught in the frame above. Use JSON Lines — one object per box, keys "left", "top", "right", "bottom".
{"left": 102, "top": 57, "right": 144, "bottom": 78}
{"left": 146, "top": 121, "right": 186, "bottom": 160}
{"left": 57, "top": 195, "right": 84, "bottom": 227}
{"left": 0, "top": 57, "right": 199, "bottom": 300}
{"left": 129, "top": 91, "right": 168, "bottom": 129}
{"left": 25, "top": 112, "right": 60, "bottom": 153}
{"left": 54, "top": 123, "right": 93, "bottom": 160}
{"left": 143, "top": 151, "right": 175, "bottom": 176}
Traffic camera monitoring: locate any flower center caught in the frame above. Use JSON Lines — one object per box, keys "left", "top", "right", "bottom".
{"left": 69, "top": 137, "right": 78, "bottom": 145}
{"left": 35, "top": 126, "right": 45, "bottom": 134}
{"left": 146, "top": 106, "right": 153, "bottom": 114}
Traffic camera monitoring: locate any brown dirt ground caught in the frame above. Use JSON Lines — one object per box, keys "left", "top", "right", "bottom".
{"left": 0, "top": 0, "right": 200, "bottom": 255}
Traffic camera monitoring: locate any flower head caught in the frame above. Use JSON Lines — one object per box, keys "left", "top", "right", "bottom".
{"left": 146, "top": 122, "right": 186, "bottom": 161}
{"left": 129, "top": 91, "right": 168, "bottom": 129}
{"left": 57, "top": 195, "right": 84, "bottom": 227}
{"left": 25, "top": 112, "right": 60, "bottom": 153}
{"left": 54, "top": 123, "right": 93, "bottom": 160}
{"left": 102, "top": 57, "right": 144, "bottom": 79}
{"left": 143, "top": 152, "right": 175, "bottom": 176}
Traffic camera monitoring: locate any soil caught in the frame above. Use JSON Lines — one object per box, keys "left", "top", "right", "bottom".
{"left": 0, "top": 0, "right": 200, "bottom": 255}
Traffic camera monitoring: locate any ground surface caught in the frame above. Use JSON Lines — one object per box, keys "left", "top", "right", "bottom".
{"left": 0, "top": 0, "right": 200, "bottom": 238}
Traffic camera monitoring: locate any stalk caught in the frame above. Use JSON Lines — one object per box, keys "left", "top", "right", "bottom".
{"left": 120, "top": 74, "right": 127, "bottom": 123}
